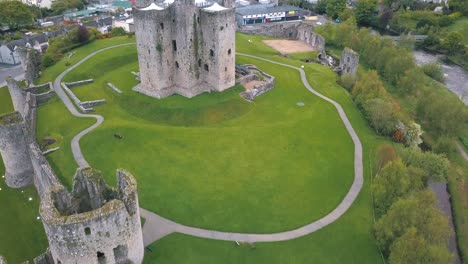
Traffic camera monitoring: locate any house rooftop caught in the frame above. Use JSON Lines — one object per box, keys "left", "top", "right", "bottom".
{"left": 236, "top": 4, "right": 303, "bottom": 16}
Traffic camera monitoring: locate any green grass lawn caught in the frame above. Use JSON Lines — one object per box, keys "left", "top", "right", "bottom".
{"left": 35, "top": 36, "right": 136, "bottom": 84}
{"left": 142, "top": 34, "right": 388, "bottom": 263}
{"left": 447, "top": 17, "right": 468, "bottom": 45}
{"left": 0, "top": 88, "right": 48, "bottom": 263}
{"left": 46, "top": 42, "right": 356, "bottom": 233}
{"left": 0, "top": 32, "right": 389, "bottom": 263}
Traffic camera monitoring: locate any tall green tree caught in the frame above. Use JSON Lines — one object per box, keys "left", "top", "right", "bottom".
{"left": 352, "top": 70, "right": 388, "bottom": 106}
{"left": 399, "top": 147, "right": 449, "bottom": 182}
{"left": 326, "top": 0, "right": 347, "bottom": 19}
{"left": 372, "top": 159, "right": 419, "bottom": 217}
{"left": 355, "top": 0, "right": 377, "bottom": 26}
{"left": 442, "top": 31, "right": 463, "bottom": 55}
{"left": 389, "top": 228, "right": 454, "bottom": 264}
{"left": 449, "top": 0, "right": 468, "bottom": 15}
{"left": 51, "top": 0, "right": 84, "bottom": 15}
{"left": 0, "top": 1, "right": 34, "bottom": 29}
{"left": 374, "top": 190, "right": 452, "bottom": 255}
{"left": 416, "top": 91, "right": 467, "bottom": 137}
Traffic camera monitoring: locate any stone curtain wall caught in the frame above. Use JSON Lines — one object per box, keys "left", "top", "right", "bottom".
{"left": 238, "top": 22, "right": 326, "bottom": 56}
{"left": 0, "top": 112, "right": 35, "bottom": 188}
{"left": 2, "top": 79, "right": 59, "bottom": 194}
{"left": 1, "top": 76, "right": 144, "bottom": 264}
{"left": 238, "top": 22, "right": 302, "bottom": 38}
{"left": 297, "top": 24, "right": 326, "bottom": 55}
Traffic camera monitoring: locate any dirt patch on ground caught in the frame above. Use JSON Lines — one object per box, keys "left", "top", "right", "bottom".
{"left": 244, "top": 80, "right": 265, "bottom": 90}
{"left": 263, "top": 40, "right": 315, "bottom": 54}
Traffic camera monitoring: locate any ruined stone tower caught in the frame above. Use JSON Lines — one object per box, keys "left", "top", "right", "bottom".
{"left": 133, "top": 0, "right": 236, "bottom": 98}
{"left": 40, "top": 168, "right": 144, "bottom": 264}
{"left": 338, "top": 47, "right": 359, "bottom": 76}
{"left": 0, "top": 112, "right": 34, "bottom": 188}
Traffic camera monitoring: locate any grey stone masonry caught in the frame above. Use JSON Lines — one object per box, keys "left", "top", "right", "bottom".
{"left": 107, "top": 82, "right": 123, "bottom": 94}
{"left": 61, "top": 82, "right": 106, "bottom": 112}
{"left": 65, "top": 79, "right": 94, "bottom": 88}
{"left": 33, "top": 249, "right": 54, "bottom": 264}
{"left": 40, "top": 168, "right": 144, "bottom": 264}
{"left": 0, "top": 112, "right": 34, "bottom": 188}
{"left": 237, "top": 64, "right": 275, "bottom": 101}
{"left": 338, "top": 47, "right": 359, "bottom": 76}
{"left": 133, "top": 0, "right": 236, "bottom": 98}
{"left": 6, "top": 77, "right": 27, "bottom": 117}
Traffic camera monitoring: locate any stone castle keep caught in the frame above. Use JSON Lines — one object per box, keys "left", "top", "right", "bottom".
{"left": 133, "top": 0, "right": 236, "bottom": 98}
{"left": 0, "top": 76, "right": 144, "bottom": 263}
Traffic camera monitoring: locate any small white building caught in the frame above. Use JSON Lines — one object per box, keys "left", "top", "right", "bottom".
{"left": 21, "top": 0, "right": 53, "bottom": 9}
{"left": 113, "top": 17, "right": 134, "bottom": 32}
{"left": 0, "top": 34, "right": 49, "bottom": 65}
{"left": 0, "top": 40, "right": 24, "bottom": 65}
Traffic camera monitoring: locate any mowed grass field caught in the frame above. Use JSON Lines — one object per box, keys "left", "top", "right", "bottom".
{"left": 0, "top": 88, "right": 48, "bottom": 263}
{"left": 0, "top": 32, "right": 389, "bottom": 263}
{"left": 45, "top": 43, "right": 354, "bottom": 233}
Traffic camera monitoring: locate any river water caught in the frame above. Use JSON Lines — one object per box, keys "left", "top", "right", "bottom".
{"left": 413, "top": 50, "right": 468, "bottom": 105}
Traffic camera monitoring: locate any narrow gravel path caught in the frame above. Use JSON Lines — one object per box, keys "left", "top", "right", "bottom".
{"left": 456, "top": 142, "right": 468, "bottom": 162}
{"left": 52, "top": 45, "right": 364, "bottom": 245}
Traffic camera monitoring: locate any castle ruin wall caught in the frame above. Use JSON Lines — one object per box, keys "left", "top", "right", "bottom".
{"left": 133, "top": 1, "right": 236, "bottom": 98}
{"left": 0, "top": 112, "right": 34, "bottom": 188}
{"left": 40, "top": 168, "right": 144, "bottom": 264}
{"left": 6, "top": 77, "right": 27, "bottom": 117}
{"left": 339, "top": 47, "right": 359, "bottom": 76}
{"left": 297, "top": 24, "right": 326, "bottom": 55}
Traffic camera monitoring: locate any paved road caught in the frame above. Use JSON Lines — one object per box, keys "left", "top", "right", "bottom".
{"left": 0, "top": 65, "right": 24, "bottom": 88}
{"left": 52, "top": 45, "right": 364, "bottom": 245}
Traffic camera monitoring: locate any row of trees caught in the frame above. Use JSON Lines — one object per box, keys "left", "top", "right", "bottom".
{"left": 316, "top": 19, "right": 467, "bottom": 138}
{"left": 372, "top": 146, "right": 453, "bottom": 263}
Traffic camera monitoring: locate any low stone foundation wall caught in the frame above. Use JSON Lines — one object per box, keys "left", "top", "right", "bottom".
{"left": 238, "top": 64, "right": 275, "bottom": 102}
{"left": 81, "top": 99, "right": 106, "bottom": 109}
{"left": 61, "top": 81, "right": 106, "bottom": 113}
{"left": 24, "top": 82, "right": 51, "bottom": 94}
{"left": 64, "top": 79, "right": 94, "bottom": 88}
{"left": 107, "top": 82, "right": 123, "bottom": 94}
{"left": 33, "top": 249, "right": 54, "bottom": 264}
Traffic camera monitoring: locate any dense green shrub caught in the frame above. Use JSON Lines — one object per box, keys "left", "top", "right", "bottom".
{"left": 421, "top": 63, "right": 445, "bottom": 82}
{"left": 337, "top": 73, "right": 356, "bottom": 91}
{"left": 400, "top": 147, "right": 450, "bottom": 181}
{"left": 111, "top": 27, "right": 126, "bottom": 36}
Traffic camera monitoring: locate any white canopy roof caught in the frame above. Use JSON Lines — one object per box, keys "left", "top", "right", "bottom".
{"left": 203, "top": 3, "right": 228, "bottom": 11}
{"left": 140, "top": 3, "right": 164, "bottom": 10}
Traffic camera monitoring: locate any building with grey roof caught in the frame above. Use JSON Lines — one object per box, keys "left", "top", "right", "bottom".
{"left": 235, "top": 4, "right": 306, "bottom": 26}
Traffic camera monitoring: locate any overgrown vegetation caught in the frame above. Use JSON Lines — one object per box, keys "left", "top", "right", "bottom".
{"left": 41, "top": 26, "right": 100, "bottom": 68}
{"left": 372, "top": 145, "right": 453, "bottom": 263}
{"left": 316, "top": 19, "right": 467, "bottom": 140}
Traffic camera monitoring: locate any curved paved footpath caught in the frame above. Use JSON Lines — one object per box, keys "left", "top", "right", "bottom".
{"left": 52, "top": 43, "right": 136, "bottom": 167}
{"left": 52, "top": 45, "right": 363, "bottom": 245}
